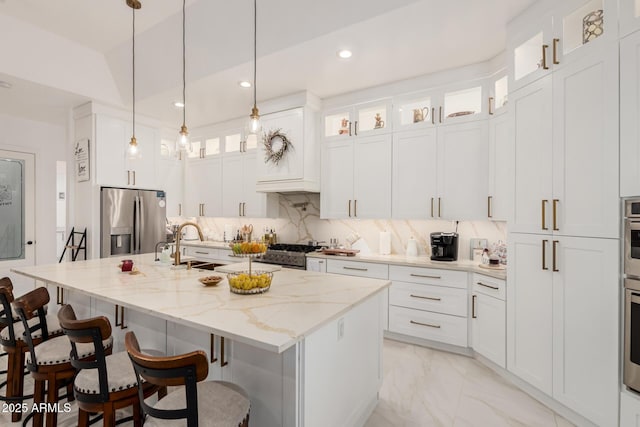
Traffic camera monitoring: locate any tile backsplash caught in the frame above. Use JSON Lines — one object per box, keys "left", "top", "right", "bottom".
{"left": 170, "top": 193, "right": 506, "bottom": 261}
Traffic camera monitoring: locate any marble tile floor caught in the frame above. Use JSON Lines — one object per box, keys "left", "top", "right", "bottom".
{"left": 0, "top": 339, "right": 573, "bottom": 426}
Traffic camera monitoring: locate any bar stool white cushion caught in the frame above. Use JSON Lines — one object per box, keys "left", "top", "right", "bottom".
{"left": 144, "top": 381, "right": 250, "bottom": 427}
{"left": 0, "top": 313, "right": 63, "bottom": 342}
{"left": 74, "top": 351, "right": 138, "bottom": 394}
{"left": 26, "top": 335, "right": 113, "bottom": 366}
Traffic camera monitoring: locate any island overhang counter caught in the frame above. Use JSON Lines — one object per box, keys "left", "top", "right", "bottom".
{"left": 12, "top": 253, "right": 390, "bottom": 427}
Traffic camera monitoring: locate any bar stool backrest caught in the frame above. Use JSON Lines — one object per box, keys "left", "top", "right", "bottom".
{"left": 0, "top": 277, "right": 16, "bottom": 344}
{"left": 12, "top": 287, "right": 51, "bottom": 370}
{"left": 125, "top": 331, "right": 208, "bottom": 427}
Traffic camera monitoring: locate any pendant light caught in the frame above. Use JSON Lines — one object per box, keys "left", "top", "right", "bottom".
{"left": 126, "top": 0, "right": 142, "bottom": 160}
{"left": 175, "top": 0, "right": 192, "bottom": 154}
{"left": 247, "top": 0, "right": 261, "bottom": 134}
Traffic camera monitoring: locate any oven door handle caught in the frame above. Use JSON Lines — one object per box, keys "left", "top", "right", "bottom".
{"left": 631, "top": 292, "right": 640, "bottom": 303}
{"left": 627, "top": 220, "right": 640, "bottom": 230}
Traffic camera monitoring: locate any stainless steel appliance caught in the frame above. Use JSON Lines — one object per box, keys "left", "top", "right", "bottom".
{"left": 100, "top": 187, "right": 167, "bottom": 258}
{"left": 430, "top": 232, "right": 459, "bottom": 261}
{"left": 625, "top": 198, "right": 640, "bottom": 392}
{"left": 625, "top": 198, "right": 640, "bottom": 278}
{"left": 258, "top": 244, "right": 322, "bottom": 270}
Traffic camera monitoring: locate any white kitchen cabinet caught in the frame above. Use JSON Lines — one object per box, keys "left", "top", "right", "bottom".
{"left": 436, "top": 121, "right": 489, "bottom": 220}
{"left": 306, "top": 257, "right": 326, "bottom": 273}
{"left": 321, "top": 134, "right": 392, "bottom": 219}
{"left": 509, "top": 0, "right": 615, "bottom": 92}
{"left": 256, "top": 107, "right": 320, "bottom": 192}
{"left": 95, "top": 114, "right": 159, "bottom": 189}
{"left": 157, "top": 152, "right": 183, "bottom": 217}
{"left": 49, "top": 285, "right": 91, "bottom": 320}
{"left": 507, "top": 233, "right": 619, "bottom": 426}
{"left": 621, "top": 391, "right": 640, "bottom": 427}
{"left": 488, "top": 74, "right": 509, "bottom": 117}
{"left": 488, "top": 113, "right": 511, "bottom": 221}
{"left": 620, "top": 0, "right": 640, "bottom": 37}
{"left": 184, "top": 157, "right": 222, "bottom": 218}
{"left": 166, "top": 321, "right": 232, "bottom": 381}
{"left": 471, "top": 274, "right": 506, "bottom": 368}
{"left": 323, "top": 100, "right": 392, "bottom": 142}
{"left": 392, "top": 128, "right": 437, "bottom": 219}
{"left": 222, "top": 151, "right": 278, "bottom": 218}
{"left": 621, "top": 29, "right": 640, "bottom": 197}
{"left": 511, "top": 43, "right": 618, "bottom": 238}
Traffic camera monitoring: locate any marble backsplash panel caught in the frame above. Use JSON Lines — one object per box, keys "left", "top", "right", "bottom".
{"left": 172, "top": 193, "right": 506, "bottom": 261}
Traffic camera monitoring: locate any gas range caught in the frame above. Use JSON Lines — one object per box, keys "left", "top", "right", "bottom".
{"left": 259, "top": 244, "right": 322, "bottom": 270}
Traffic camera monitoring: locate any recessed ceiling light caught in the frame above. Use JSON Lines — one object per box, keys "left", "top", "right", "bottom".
{"left": 337, "top": 49, "right": 353, "bottom": 59}
{"left": 0, "top": 81, "right": 12, "bottom": 89}
{"left": 239, "top": 81, "right": 252, "bottom": 88}
{"left": 173, "top": 101, "right": 185, "bottom": 108}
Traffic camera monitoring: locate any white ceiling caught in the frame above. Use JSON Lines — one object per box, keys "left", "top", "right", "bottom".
{"left": 0, "top": 0, "right": 537, "bottom": 128}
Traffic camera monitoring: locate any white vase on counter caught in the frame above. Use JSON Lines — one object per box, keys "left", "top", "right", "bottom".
{"left": 379, "top": 231, "right": 391, "bottom": 255}
{"left": 406, "top": 237, "right": 418, "bottom": 257}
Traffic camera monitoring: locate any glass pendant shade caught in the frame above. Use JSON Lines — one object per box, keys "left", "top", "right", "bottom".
{"left": 248, "top": 106, "right": 262, "bottom": 134}
{"left": 127, "top": 136, "right": 142, "bottom": 160}
{"left": 175, "top": 124, "right": 192, "bottom": 154}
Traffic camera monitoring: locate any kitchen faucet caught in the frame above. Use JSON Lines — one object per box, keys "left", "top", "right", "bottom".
{"left": 174, "top": 221, "right": 204, "bottom": 266}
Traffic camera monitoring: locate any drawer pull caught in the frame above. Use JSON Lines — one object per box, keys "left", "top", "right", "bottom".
{"left": 210, "top": 334, "right": 218, "bottom": 363}
{"left": 410, "top": 273, "right": 441, "bottom": 279}
{"left": 343, "top": 266, "right": 368, "bottom": 272}
{"left": 195, "top": 251, "right": 209, "bottom": 255}
{"left": 410, "top": 294, "right": 441, "bottom": 301}
{"left": 410, "top": 320, "right": 441, "bottom": 329}
{"left": 476, "top": 281, "right": 499, "bottom": 290}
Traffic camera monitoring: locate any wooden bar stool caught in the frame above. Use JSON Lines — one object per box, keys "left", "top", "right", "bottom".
{"left": 125, "top": 331, "right": 250, "bottom": 427}
{"left": 0, "top": 278, "right": 63, "bottom": 423}
{"left": 13, "top": 287, "right": 113, "bottom": 427}
{"left": 58, "top": 304, "right": 165, "bottom": 427}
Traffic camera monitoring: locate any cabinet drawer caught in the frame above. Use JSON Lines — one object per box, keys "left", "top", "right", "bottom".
{"left": 326, "top": 259, "right": 388, "bottom": 279}
{"left": 389, "top": 265, "right": 467, "bottom": 289}
{"left": 389, "top": 306, "right": 467, "bottom": 347}
{"left": 472, "top": 273, "right": 505, "bottom": 301}
{"left": 390, "top": 282, "right": 467, "bottom": 317}
{"left": 184, "top": 246, "right": 219, "bottom": 261}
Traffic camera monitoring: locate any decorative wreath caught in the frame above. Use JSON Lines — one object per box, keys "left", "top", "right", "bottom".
{"left": 263, "top": 128, "right": 293, "bottom": 165}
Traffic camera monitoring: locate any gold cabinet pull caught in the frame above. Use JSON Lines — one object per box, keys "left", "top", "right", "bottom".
{"left": 238, "top": 203, "right": 242, "bottom": 217}
{"left": 410, "top": 294, "right": 441, "bottom": 301}
{"left": 133, "top": 171, "right": 136, "bottom": 186}
{"left": 210, "top": 334, "right": 218, "bottom": 363}
{"left": 343, "top": 266, "right": 368, "bottom": 272}
{"left": 472, "top": 295, "right": 477, "bottom": 319}
{"left": 542, "top": 44, "right": 550, "bottom": 70}
{"left": 552, "top": 199, "right": 559, "bottom": 231}
{"left": 488, "top": 196, "right": 493, "bottom": 218}
{"left": 430, "top": 197, "right": 434, "bottom": 217}
{"left": 354, "top": 199, "right": 358, "bottom": 217}
{"left": 542, "top": 239, "right": 548, "bottom": 270}
{"left": 178, "top": 203, "right": 182, "bottom": 216}
{"left": 431, "top": 107, "right": 436, "bottom": 125}
{"left": 127, "top": 170, "right": 131, "bottom": 186}
{"left": 115, "top": 305, "right": 127, "bottom": 329}
{"left": 348, "top": 200, "right": 351, "bottom": 217}
{"left": 553, "top": 38, "right": 560, "bottom": 65}
{"left": 541, "top": 200, "right": 548, "bottom": 230}
{"left": 354, "top": 121, "right": 359, "bottom": 136}
{"left": 410, "top": 273, "right": 441, "bottom": 279}
{"left": 348, "top": 121, "right": 352, "bottom": 137}
{"left": 410, "top": 320, "right": 441, "bottom": 329}
{"left": 489, "top": 97, "right": 494, "bottom": 115}
{"left": 476, "top": 281, "right": 499, "bottom": 290}
{"left": 439, "top": 106, "right": 443, "bottom": 123}
{"left": 56, "top": 286, "right": 64, "bottom": 305}
{"left": 220, "top": 337, "right": 228, "bottom": 367}
{"left": 552, "top": 240, "right": 559, "bottom": 272}
{"left": 438, "top": 197, "right": 442, "bottom": 217}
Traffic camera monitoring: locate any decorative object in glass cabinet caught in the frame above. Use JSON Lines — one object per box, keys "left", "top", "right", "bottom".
{"left": 444, "top": 86, "right": 482, "bottom": 119}
{"left": 398, "top": 98, "right": 433, "bottom": 126}
{"left": 325, "top": 112, "right": 351, "bottom": 137}
{"left": 358, "top": 106, "right": 387, "bottom": 133}
{"left": 562, "top": 0, "right": 604, "bottom": 54}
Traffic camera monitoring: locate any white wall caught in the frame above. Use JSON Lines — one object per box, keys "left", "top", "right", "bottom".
{"left": 0, "top": 113, "right": 68, "bottom": 286}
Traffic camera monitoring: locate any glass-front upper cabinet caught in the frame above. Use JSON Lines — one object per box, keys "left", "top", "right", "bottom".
{"left": 489, "top": 75, "right": 508, "bottom": 116}
{"left": 394, "top": 92, "right": 437, "bottom": 130}
{"left": 442, "top": 85, "right": 484, "bottom": 124}
{"left": 509, "top": 0, "right": 615, "bottom": 92}
{"left": 323, "top": 99, "right": 391, "bottom": 140}
{"left": 620, "top": 0, "right": 640, "bottom": 37}
{"left": 223, "top": 131, "right": 244, "bottom": 153}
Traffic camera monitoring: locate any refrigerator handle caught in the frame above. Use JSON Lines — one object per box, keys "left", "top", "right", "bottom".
{"left": 137, "top": 196, "right": 143, "bottom": 252}
{"left": 132, "top": 196, "right": 138, "bottom": 254}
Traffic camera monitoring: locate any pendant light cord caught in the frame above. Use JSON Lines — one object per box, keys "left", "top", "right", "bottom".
{"left": 253, "top": 0, "right": 257, "bottom": 109}
{"left": 132, "top": 5, "right": 136, "bottom": 138}
{"left": 182, "top": 0, "right": 186, "bottom": 127}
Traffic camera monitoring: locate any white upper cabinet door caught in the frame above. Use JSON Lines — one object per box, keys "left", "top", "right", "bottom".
{"left": 441, "top": 83, "right": 487, "bottom": 125}
{"left": 436, "top": 121, "right": 489, "bottom": 220}
{"left": 320, "top": 141, "right": 354, "bottom": 219}
{"left": 393, "top": 91, "right": 440, "bottom": 131}
{"left": 183, "top": 161, "right": 201, "bottom": 218}
{"left": 508, "top": 12, "right": 554, "bottom": 92}
{"left": 510, "top": 76, "right": 553, "bottom": 234}
{"left": 242, "top": 151, "right": 269, "bottom": 218}
{"left": 353, "top": 134, "right": 392, "bottom": 219}
{"left": 552, "top": 44, "right": 619, "bottom": 238}
{"left": 392, "top": 129, "right": 437, "bottom": 219}
{"left": 354, "top": 100, "right": 393, "bottom": 136}
{"left": 200, "top": 157, "right": 223, "bottom": 218}
{"left": 157, "top": 156, "right": 183, "bottom": 217}
{"left": 620, "top": 0, "right": 640, "bottom": 37}
{"left": 621, "top": 30, "right": 640, "bottom": 197}
{"left": 551, "top": 236, "right": 618, "bottom": 427}
{"left": 126, "top": 123, "right": 158, "bottom": 189}
{"left": 222, "top": 154, "right": 244, "bottom": 217}
{"left": 488, "top": 114, "right": 512, "bottom": 221}
{"left": 507, "top": 233, "right": 553, "bottom": 395}
{"left": 95, "top": 115, "right": 128, "bottom": 187}
{"left": 256, "top": 108, "right": 304, "bottom": 183}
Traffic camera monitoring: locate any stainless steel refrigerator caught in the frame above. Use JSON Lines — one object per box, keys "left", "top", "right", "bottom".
{"left": 100, "top": 187, "right": 167, "bottom": 258}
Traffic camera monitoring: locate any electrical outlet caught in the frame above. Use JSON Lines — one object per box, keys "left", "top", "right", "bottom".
{"left": 469, "top": 238, "right": 488, "bottom": 258}
{"left": 337, "top": 318, "right": 345, "bottom": 340}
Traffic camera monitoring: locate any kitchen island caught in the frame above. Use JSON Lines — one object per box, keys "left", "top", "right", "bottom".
{"left": 13, "top": 254, "right": 390, "bottom": 427}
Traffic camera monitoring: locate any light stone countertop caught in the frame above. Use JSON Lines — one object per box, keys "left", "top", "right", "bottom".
{"left": 307, "top": 252, "right": 507, "bottom": 280}
{"left": 12, "top": 254, "right": 390, "bottom": 354}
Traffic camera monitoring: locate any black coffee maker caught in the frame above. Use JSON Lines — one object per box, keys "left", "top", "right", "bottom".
{"left": 430, "top": 232, "right": 459, "bottom": 261}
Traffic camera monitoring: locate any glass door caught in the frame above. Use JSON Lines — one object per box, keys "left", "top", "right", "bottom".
{"left": 0, "top": 150, "right": 35, "bottom": 271}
